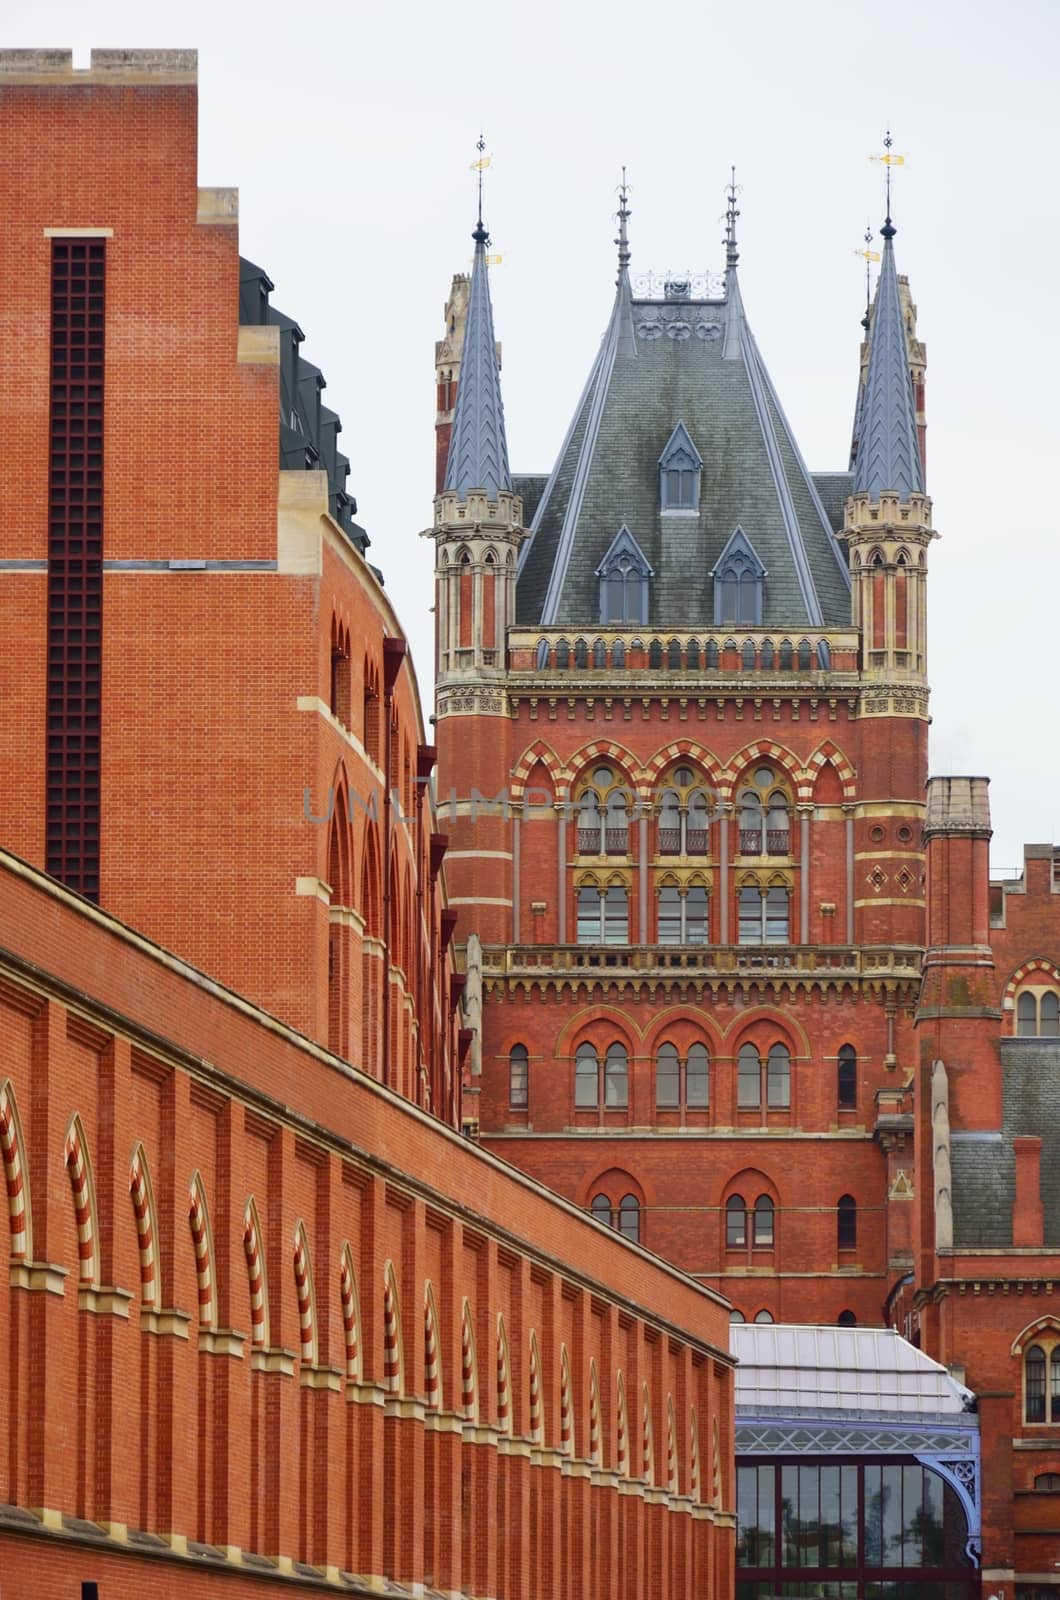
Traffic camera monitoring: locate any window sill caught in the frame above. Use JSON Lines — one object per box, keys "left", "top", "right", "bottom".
{"left": 660, "top": 508, "right": 700, "bottom": 519}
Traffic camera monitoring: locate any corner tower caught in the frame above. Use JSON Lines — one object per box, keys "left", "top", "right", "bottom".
{"left": 430, "top": 204, "right": 524, "bottom": 949}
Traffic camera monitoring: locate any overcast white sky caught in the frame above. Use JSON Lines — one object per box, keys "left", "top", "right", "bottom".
{"left": 15, "top": 1, "right": 1060, "bottom": 868}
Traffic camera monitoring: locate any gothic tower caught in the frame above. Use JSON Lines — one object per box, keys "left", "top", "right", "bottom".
{"left": 434, "top": 178, "right": 932, "bottom": 1328}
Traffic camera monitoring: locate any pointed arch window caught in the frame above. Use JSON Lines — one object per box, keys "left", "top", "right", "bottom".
{"left": 656, "top": 1041, "right": 710, "bottom": 1109}
{"left": 753, "top": 1195, "right": 775, "bottom": 1247}
{"left": 737, "top": 765, "right": 790, "bottom": 855}
{"left": 657, "top": 882, "right": 709, "bottom": 945}
{"left": 1017, "top": 988, "right": 1060, "bottom": 1037}
{"left": 659, "top": 766, "right": 712, "bottom": 857}
{"left": 508, "top": 1044, "right": 529, "bottom": 1109}
{"left": 617, "top": 1194, "right": 640, "bottom": 1242}
{"left": 596, "top": 525, "right": 652, "bottom": 625}
{"left": 659, "top": 422, "right": 703, "bottom": 511}
{"left": 726, "top": 1195, "right": 747, "bottom": 1247}
{"left": 837, "top": 1194, "right": 857, "bottom": 1251}
{"left": 1024, "top": 1337, "right": 1060, "bottom": 1423}
{"left": 592, "top": 638, "right": 607, "bottom": 668}
{"left": 712, "top": 526, "right": 766, "bottom": 626}
{"left": 837, "top": 1044, "right": 857, "bottom": 1109}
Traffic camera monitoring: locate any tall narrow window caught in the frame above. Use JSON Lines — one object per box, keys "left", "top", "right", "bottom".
{"left": 617, "top": 1194, "right": 640, "bottom": 1242}
{"left": 47, "top": 239, "right": 106, "bottom": 900}
{"left": 1043, "top": 993, "right": 1060, "bottom": 1035}
{"left": 590, "top": 1193, "right": 612, "bottom": 1224}
{"left": 837, "top": 1044, "right": 857, "bottom": 1109}
{"left": 767, "top": 1044, "right": 791, "bottom": 1108}
{"left": 837, "top": 1194, "right": 857, "bottom": 1251}
{"left": 753, "top": 1196, "right": 775, "bottom": 1247}
{"left": 726, "top": 1195, "right": 747, "bottom": 1247}
{"left": 575, "top": 1043, "right": 600, "bottom": 1108}
{"left": 656, "top": 1042, "right": 680, "bottom": 1107}
{"left": 658, "top": 422, "right": 702, "bottom": 511}
{"left": 596, "top": 525, "right": 652, "bottom": 624}
{"left": 508, "top": 1044, "right": 529, "bottom": 1109}
{"left": 603, "top": 885, "right": 629, "bottom": 945}
{"left": 765, "top": 886, "right": 791, "bottom": 945}
{"left": 738, "top": 1043, "right": 761, "bottom": 1109}
{"left": 1026, "top": 1346, "right": 1046, "bottom": 1423}
{"left": 604, "top": 1043, "right": 629, "bottom": 1109}
{"left": 711, "top": 526, "right": 765, "bottom": 626}
{"left": 686, "top": 1043, "right": 710, "bottom": 1107}
{"left": 739, "top": 885, "right": 764, "bottom": 944}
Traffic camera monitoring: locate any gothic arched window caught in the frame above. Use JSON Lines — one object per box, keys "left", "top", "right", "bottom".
{"left": 508, "top": 1044, "right": 529, "bottom": 1109}
{"left": 753, "top": 1195, "right": 775, "bottom": 1247}
{"left": 837, "top": 1194, "right": 857, "bottom": 1251}
{"left": 712, "top": 526, "right": 766, "bottom": 626}
{"left": 596, "top": 525, "right": 652, "bottom": 625}
{"left": 617, "top": 1194, "right": 640, "bottom": 1242}
{"left": 837, "top": 1044, "right": 857, "bottom": 1109}
{"left": 726, "top": 1195, "right": 747, "bottom": 1247}
{"left": 659, "top": 422, "right": 703, "bottom": 512}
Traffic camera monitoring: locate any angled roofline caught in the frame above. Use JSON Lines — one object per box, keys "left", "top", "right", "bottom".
{"left": 595, "top": 522, "right": 654, "bottom": 578}
{"left": 658, "top": 420, "right": 703, "bottom": 469}
{"left": 443, "top": 229, "right": 512, "bottom": 500}
{"left": 852, "top": 222, "right": 925, "bottom": 499}
{"left": 709, "top": 523, "right": 767, "bottom": 579}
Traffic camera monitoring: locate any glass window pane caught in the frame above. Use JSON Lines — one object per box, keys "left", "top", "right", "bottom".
{"left": 575, "top": 1044, "right": 598, "bottom": 1108}
{"left": 1017, "top": 991, "right": 1037, "bottom": 1036}
{"left": 656, "top": 1043, "right": 680, "bottom": 1107}
{"left": 837, "top": 1195, "right": 857, "bottom": 1250}
{"left": 838, "top": 1044, "right": 857, "bottom": 1109}
{"left": 577, "top": 886, "right": 601, "bottom": 944}
{"left": 739, "top": 886, "right": 763, "bottom": 945}
{"left": 604, "top": 886, "right": 628, "bottom": 945}
{"left": 882, "top": 1464, "right": 904, "bottom": 1564}
{"left": 903, "top": 1463, "right": 925, "bottom": 1565}
{"left": 1026, "top": 1345, "right": 1046, "bottom": 1421}
{"left": 612, "top": 639, "right": 625, "bottom": 667}
{"left": 766, "top": 886, "right": 790, "bottom": 945}
{"left": 738, "top": 1043, "right": 761, "bottom": 1107}
{"left": 781, "top": 1464, "right": 800, "bottom": 1566}
{"left": 840, "top": 1464, "right": 859, "bottom": 1565}
{"left": 753, "top": 1195, "right": 774, "bottom": 1246}
{"left": 509, "top": 1044, "right": 529, "bottom": 1108}
{"left": 686, "top": 1042, "right": 709, "bottom": 1107}
{"left": 1051, "top": 1349, "right": 1060, "bottom": 1421}
{"left": 767, "top": 1044, "right": 791, "bottom": 1108}
{"left": 605, "top": 1043, "right": 628, "bottom": 1108}
{"left": 618, "top": 1194, "right": 639, "bottom": 1241}
{"left": 726, "top": 1195, "right": 747, "bottom": 1247}
{"left": 590, "top": 1193, "right": 611, "bottom": 1223}
{"left": 864, "top": 1464, "right": 883, "bottom": 1566}
{"left": 686, "top": 885, "right": 710, "bottom": 945}
{"left": 658, "top": 885, "right": 682, "bottom": 945}
{"left": 1042, "top": 992, "right": 1060, "bottom": 1034}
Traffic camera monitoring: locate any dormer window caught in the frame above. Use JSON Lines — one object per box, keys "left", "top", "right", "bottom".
{"left": 711, "top": 526, "right": 766, "bottom": 626}
{"left": 595, "top": 525, "right": 652, "bottom": 626}
{"left": 658, "top": 423, "right": 702, "bottom": 514}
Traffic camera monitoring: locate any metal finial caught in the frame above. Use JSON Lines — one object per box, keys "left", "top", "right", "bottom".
{"left": 863, "top": 223, "right": 874, "bottom": 329}
{"left": 472, "top": 133, "right": 489, "bottom": 245}
{"left": 724, "top": 167, "right": 740, "bottom": 272}
{"left": 614, "top": 167, "right": 631, "bottom": 283}
{"left": 881, "top": 129, "right": 895, "bottom": 238}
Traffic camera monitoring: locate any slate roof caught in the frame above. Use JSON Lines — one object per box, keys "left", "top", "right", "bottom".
{"left": 950, "top": 1038, "right": 1060, "bottom": 1249}
{"left": 515, "top": 264, "right": 851, "bottom": 629}
{"left": 850, "top": 223, "right": 924, "bottom": 500}
{"left": 444, "top": 227, "right": 511, "bottom": 501}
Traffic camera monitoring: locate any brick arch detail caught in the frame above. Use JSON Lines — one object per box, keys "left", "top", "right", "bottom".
{"left": 642, "top": 1006, "right": 723, "bottom": 1057}
{"left": 722, "top": 1006, "right": 811, "bottom": 1056}
{"left": 1004, "top": 957, "right": 1060, "bottom": 1005}
{"left": 509, "top": 740, "right": 565, "bottom": 800}
{"left": 640, "top": 739, "right": 725, "bottom": 794}
{"left": 1011, "top": 1314, "right": 1060, "bottom": 1356}
{"left": 129, "top": 1142, "right": 161, "bottom": 1312}
{"left": 188, "top": 1171, "right": 216, "bottom": 1329}
{"left": 563, "top": 739, "right": 643, "bottom": 794}
{"left": 292, "top": 1219, "right": 318, "bottom": 1367}
{"left": 339, "top": 1243, "right": 361, "bottom": 1381}
{"left": 64, "top": 1112, "right": 99, "bottom": 1290}
{"left": 723, "top": 1165, "right": 780, "bottom": 1207}
{"left": 243, "top": 1197, "right": 269, "bottom": 1350}
{"left": 579, "top": 1164, "right": 655, "bottom": 1212}
{"left": 720, "top": 740, "right": 804, "bottom": 802}
{"left": 0, "top": 1077, "right": 31, "bottom": 1262}
{"left": 554, "top": 1004, "right": 645, "bottom": 1058}
{"left": 803, "top": 739, "right": 857, "bottom": 801}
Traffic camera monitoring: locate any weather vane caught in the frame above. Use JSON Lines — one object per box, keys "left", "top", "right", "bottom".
{"left": 854, "top": 222, "right": 880, "bottom": 326}
{"left": 470, "top": 133, "right": 490, "bottom": 245}
{"left": 869, "top": 128, "right": 907, "bottom": 230}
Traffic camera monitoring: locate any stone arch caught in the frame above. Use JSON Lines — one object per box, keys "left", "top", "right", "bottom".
{"left": 496, "top": 1314, "right": 511, "bottom": 1435}
{"left": 424, "top": 1280, "right": 441, "bottom": 1410}
{"left": 510, "top": 740, "right": 564, "bottom": 800}
{"left": 188, "top": 1172, "right": 216, "bottom": 1329}
{"left": 129, "top": 1142, "right": 161, "bottom": 1312}
{"left": 528, "top": 1328, "right": 542, "bottom": 1443}
{"left": 64, "top": 1113, "right": 99, "bottom": 1289}
{"left": 588, "top": 1358, "right": 602, "bottom": 1466}
{"left": 243, "top": 1197, "right": 269, "bottom": 1350}
{"left": 721, "top": 739, "right": 803, "bottom": 803}
{"left": 641, "top": 738, "right": 724, "bottom": 796}
{"left": 1004, "top": 957, "right": 1060, "bottom": 1008}
{"left": 339, "top": 1243, "right": 361, "bottom": 1381}
{"left": 559, "top": 1343, "right": 573, "bottom": 1456}
{"left": 1011, "top": 1314, "right": 1060, "bottom": 1357}
{"left": 292, "top": 1220, "right": 318, "bottom": 1367}
{"left": 0, "top": 1078, "right": 31, "bottom": 1262}
{"left": 719, "top": 1004, "right": 812, "bottom": 1056}
{"left": 382, "top": 1260, "right": 403, "bottom": 1394}
{"left": 460, "top": 1296, "right": 478, "bottom": 1421}
{"left": 803, "top": 739, "right": 857, "bottom": 801}
{"left": 565, "top": 738, "right": 642, "bottom": 794}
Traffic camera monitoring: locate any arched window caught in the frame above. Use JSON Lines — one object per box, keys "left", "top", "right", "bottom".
{"left": 837, "top": 1044, "right": 857, "bottom": 1110}
{"left": 712, "top": 526, "right": 765, "bottom": 625}
{"left": 837, "top": 1194, "right": 857, "bottom": 1251}
{"left": 612, "top": 639, "right": 625, "bottom": 668}
{"left": 578, "top": 880, "right": 629, "bottom": 944}
{"left": 726, "top": 1195, "right": 747, "bottom": 1248}
{"left": 742, "top": 639, "right": 756, "bottom": 671}
{"left": 737, "top": 766, "right": 790, "bottom": 855}
{"left": 729, "top": 1309, "right": 746, "bottom": 1324}
{"left": 797, "top": 639, "right": 812, "bottom": 671}
{"left": 658, "top": 766, "right": 712, "bottom": 858}
{"left": 687, "top": 638, "right": 701, "bottom": 669}
{"left": 837, "top": 1310, "right": 857, "bottom": 1327}
{"left": 659, "top": 422, "right": 702, "bottom": 511}
{"left": 687, "top": 1042, "right": 710, "bottom": 1107}
{"left": 779, "top": 639, "right": 793, "bottom": 670}
{"left": 536, "top": 638, "right": 551, "bottom": 669}
{"left": 592, "top": 638, "right": 607, "bottom": 668}
{"left": 509, "top": 1044, "right": 529, "bottom": 1109}
{"left": 766, "top": 886, "right": 791, "bottom": 945}
{"left": 649, "top": 639, "right": 663, "bottom": 669}
{"left": 590, "top": 1192, "right": 612, "bottom": 1224}
{"left": 574, "top": 638, "right": 588, "bottom": 669}
{"left": 706, "top": 640, "right": 719, "bottom": 670}
{"left": 575, "top": 1042, "right": 599, "bottom": 1109}
{"left": 596, "top": 525, "right": 652, "bottom": 624}
{"left": 738, "top": 789, "right": 763, "bottom": 853}
{"left": 575, "top": 766, "right": 629, "bottom": 856}
{"left": 753, "top": 1309, "right": 774, "bottom": 1325}
{"left": 667, "top": 638, "right": 682, "bottom": 669}
{"left": 761, "top": 638, "right": 774, "bottom": 669}
{"left": 657, "top": 882, "right": 709, "bottom": 946}
{"left": 753, "top": 1195, "right": 774, "bottom": 1247}
{"left": 618, "top": 1194, "right": 640, "bottom": 1242}
{"left": 1017, "top": 989, "right": 1060, "bottom": 1037}
{"left": 1035, "top": 1473, "right": 1060, "bottom": 1490}
{"left": 656, "top": 1042, "right": 680, "bottom": 1108}
{"left": 738, "top": 1042, "right": 762, "bottom": 1108}
{"left": 1024, "top": 1339, "right": 1060, "bottom": 1423}
{"left": 556, "top": 639, "right": 570, "bottom": 669}
{"left": 658, "top": 790, "right": 681, "bottom": 855}
{"left": 605, "top": 1043, "right": 629, "bottom": 1109}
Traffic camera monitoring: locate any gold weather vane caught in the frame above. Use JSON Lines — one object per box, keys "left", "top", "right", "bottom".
{"left": 855, "top": 223, "right": 878, "bottom": 328}
{"left": 869, "top": 129, "right": 908, "bottom": 224}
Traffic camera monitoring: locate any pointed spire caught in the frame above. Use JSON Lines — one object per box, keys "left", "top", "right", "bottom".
{"left": 444, "top": 146, "right": 512, "bottom": 501}
{"left": 615, "top": 167, "right": 631, "bottom": 284}
{"left": 722, "top": 170, "right": 744, "bottom": 363}
{"left": 609, "top": 169, "right": 636, "bottom": 360}
{"left": 852, "top": 197, "right": 924, "bottom": 500}
{"left": 724, "top": 167, "right": 740, "bottom": 276}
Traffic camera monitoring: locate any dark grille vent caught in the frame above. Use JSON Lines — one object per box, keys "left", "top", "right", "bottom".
{"left": 46, "top": 240, "right": 105, "bottom": 901}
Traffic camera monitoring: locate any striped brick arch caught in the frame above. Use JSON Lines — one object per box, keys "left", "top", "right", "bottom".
{"left": 423, "top": 1283, "right": 441, "bottom": 1410}
{"left": 459, "top": 1298, "right": 477, "bottom": 1421}
{"left": 188, "top": 1172, "right": 215, "bottom": 1328}
{"left": 0, "top": 1079, "right": 30, "bottom": 1262}
{"left": 1011, "top": 1314, "right": 1060, "bottom": 1357}
{"left": 528, "top": 1331, "right": 542, "bottom": 1444}
{"left": 496, "top": 1316, "right": 511, "bottom": 1435}
{"left": 615, "top": 1372, "right": 629, "bottom": 1476}
{"left": 64, "top": 1114, "right": 98, "bottom": 1288}
{"left": 802, "top": 740, "right": 857, "bottom": 801}
{"left": 382, "top": 1262, "right": 402, "bottom": 1394}
{"left": 640, "top": 739, "right": 724, "bottom": 794}
{"left": 588, "top": 1360, "right": 602, "bottom": 1467}
{"left": 1004, "top": 957, "right": 1060, "bottom": 1006}
{"left": 641, "top": 1383, "right": 654, "bottom": 1483}
{"left": 712, "top": 1418, "right": 722, "bottom": 1508}
{"left": 666, "top": 1396, "right": 678, "bottom": 1492}
{"left": 292, "top": 1221, "right": 317, "bottom": 1367}
{"left": 563, "top": 739, "right": 641, "bottom": 794}
{"left": 690, "top": 1407, "right": 700, "bottom": 1502}
{"left": 339, "top": 1245, "right": 360, "bottom": 1381}
{"left": 719, "top": 740, "right": 804, "bottom": 804}
{"left": 242, "top": 1198, "right": 269, "bottom": 1349}
{"left": 559, "top": 1344, "right": 573, "bottom": 1456}
{"left": 509, "top": 740, "right": 565, "bottom": 801}
{"left": 129, "top": 1143, "right": 160, "bottom": 1312}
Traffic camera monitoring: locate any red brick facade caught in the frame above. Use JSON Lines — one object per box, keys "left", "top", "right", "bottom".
{"left": 0, "top": 47, "right": 735, "bottom": 1599}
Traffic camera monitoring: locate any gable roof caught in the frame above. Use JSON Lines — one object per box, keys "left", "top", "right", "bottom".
{"left": 710, "top": 524, "right": 766, "bottom": 578}
{"left": 595, "top": 522, "right": 653, "bottom": 578}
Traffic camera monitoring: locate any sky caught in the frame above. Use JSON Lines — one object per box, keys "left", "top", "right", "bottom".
{"left": 12, "top": 0, "right": 1060, "bottom": 869}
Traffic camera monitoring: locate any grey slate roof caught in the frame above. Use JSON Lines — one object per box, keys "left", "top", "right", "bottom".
{"left": 515, "top": 266, "right": 851, "bottom": 629}
{"left": 444, "top": 229, "right": 511, "bottom": 500}
{"left": 950, "top": 1038, "right": 1060, "bottom": 1249}
{"left": 850, "top": 225, "right": 924, "bottom": 500}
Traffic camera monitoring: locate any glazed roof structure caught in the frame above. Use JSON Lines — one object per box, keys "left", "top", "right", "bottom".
{"left": 731, "top": 1324, "right": 974, "bottom": 1418}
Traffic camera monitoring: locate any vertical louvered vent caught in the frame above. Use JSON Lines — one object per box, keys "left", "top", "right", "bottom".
{"left": 47, "top": 240, "right": 105, "bottom": 900}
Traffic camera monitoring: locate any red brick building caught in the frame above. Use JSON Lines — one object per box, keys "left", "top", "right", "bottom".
{"left": 432, "top": 167, "right": 1060, "bottom": 1594}
{"left": 0, "top": 48, "right": 735, "bottom": 1598}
